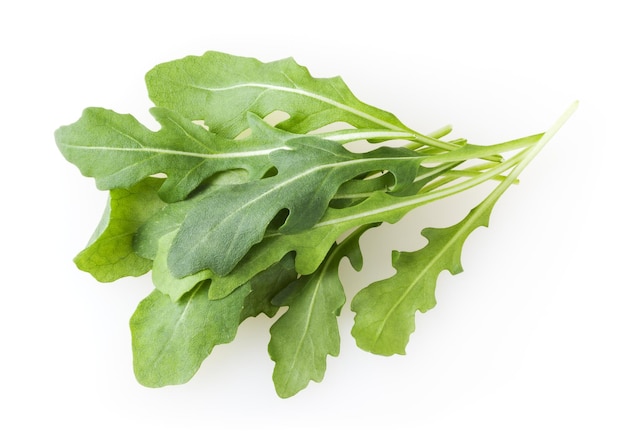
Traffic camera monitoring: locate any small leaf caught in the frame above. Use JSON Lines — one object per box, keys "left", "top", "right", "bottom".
{"left": 350, "top": 104, "right": 577, "bottom": 356}
{"left": 268, "top": 227, "right": 369, "bottom": 398}
{"left": 74, "top": 177, "right": 166, "bottom": 282}
{"left": 351, "top": 196, "right": 500, "bottom": 355}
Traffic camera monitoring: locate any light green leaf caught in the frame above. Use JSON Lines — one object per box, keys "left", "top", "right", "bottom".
{"left": 130, "top": 282, "right": 245, "bottom": 387}
{"left": 351, "top": 103, "right": 578, "bottom": 355}
{"left": 56, "top": 107, "right": 292, "bottom": 202}
{"left": 131, "top": 255, "right": 297, "bottom": 387}
{"left": 146, "top": 51, "right": 413, "bottom": 138}
{"left": 268, "top": 227, "right": 368, "bottom": 398}
{"left": 168, "top": 136, "right": 423, "bottom": 277}
{"left": 351, "top": 209, "right": 484, "bottom": 356}
{"left": 74, "top": 177, "right": 166, "bottom": 282}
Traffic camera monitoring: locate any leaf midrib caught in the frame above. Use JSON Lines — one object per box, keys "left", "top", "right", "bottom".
{"left": 282, "top": 246, "right": 338, "bottom": 390}
{"left": 189, "top": 82, "right": 407, "bottom": 132}
{"left": 59, "top": 142, "right": 287, "bottom": 159}
{"left": 148, "top": 284, "right": 203, "bottom": 370}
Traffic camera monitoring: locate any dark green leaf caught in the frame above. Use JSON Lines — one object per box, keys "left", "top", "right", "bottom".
{"left": 168, "top": 137, "right": 423, "bottom": 277}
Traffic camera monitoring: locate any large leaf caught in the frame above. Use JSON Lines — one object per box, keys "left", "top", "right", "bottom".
{"left": 268, "top": 226, "right": 368, "bottom": 398}
{"left": 132, "top": 163, "right": 458, "bottom": 301}
{"left": 56, "top": 107, "right": 294, "bottom": 202}
{"left": 130, "top": 255, "right": 296, "bottom": 387}
{"left": 146, "top": 51, "right": 414, "bottom": 138}
{"left": 168, "top": 136, "right": 423, "bottom": 277}
{"left": 74, "top": 177, "right": 166, "bottom": 282}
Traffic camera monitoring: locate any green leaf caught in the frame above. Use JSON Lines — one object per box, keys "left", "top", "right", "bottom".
{"left": 351, "top": 210, "right": 483, "bottom": 356}
{"left": 168, "top": 136, "right": 423, "bottom": 277}
{"left": 268, "top": 227, "right": 368, "bottom": 398}
{"left": 55, "top": 107, "right": 293, "bottom": 202}
{"left": 133, "top": 162, "right": 453, "bottom": 302}
{"left": 350, "top": 103, "right": 578, "bottom": 355}
{"left": 130, "top": 282, "right": 245, "bottom": 387}
{"left": 130, "top": 255, "right": 297, "bottom": 387}
{"left": 146, "top": 51, "right": 413, "bottom": 138}
{"left": 74, "top": 177, "right": 166, "bottom": 282}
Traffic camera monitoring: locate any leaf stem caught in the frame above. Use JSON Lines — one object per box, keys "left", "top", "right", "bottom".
{"left": 319, "top": 102, "right": 577, "bottom": 230}
{"left": 478, "top": 102, "right": 578, "bottom": 208}
{"left": 420, "top": 133, "right": 544, "bottom": 164}
{"left": 321, "top": 127, "right": 468, "bottom": 153}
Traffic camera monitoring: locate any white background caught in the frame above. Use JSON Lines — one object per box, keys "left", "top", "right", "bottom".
{"left": 1, "top": 0, "right": 624, "bottom": 440}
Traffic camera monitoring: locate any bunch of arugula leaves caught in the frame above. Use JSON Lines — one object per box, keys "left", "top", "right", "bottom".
{"left": 56, "top": 51, "right": 575, "bottom": 398}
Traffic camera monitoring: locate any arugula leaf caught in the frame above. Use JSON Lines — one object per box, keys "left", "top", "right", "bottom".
{"left": 131, "top": 255, "right": 296, "bottom": 387}
{"left": 136, "top": 156, "right": 510, "bottom": 303}
{"left": 212, "top": 157, "right": 515, "bottom": 293}
{"left": 146, "top": 51, "right": 414, "bottom": 138}
{"left": 55, "top": 107, "right": 294, "bottom": 202}
{"left": 129, "top": 159, "right": 453, "bottom": 302}
{"left": 351, "top": 103, "right": 578, "bottom": 355}
{"left": 131, "top": 283, "right": 242, "bottom": 387}
{"left": 351, "top": 216, "right": 471, "bottom": 356}
{"left": 269, "top": 226, "right": 370, "bottom": 398}
{"left": 74, "top": 177, "right": 166, "bottom": 282}
{"left": 168, "top": 136, "right": 424, "bottom": 277}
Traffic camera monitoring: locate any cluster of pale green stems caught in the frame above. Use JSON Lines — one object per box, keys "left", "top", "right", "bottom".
{"left": 307, "top": 113, "right": 565, "bottom": 227}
